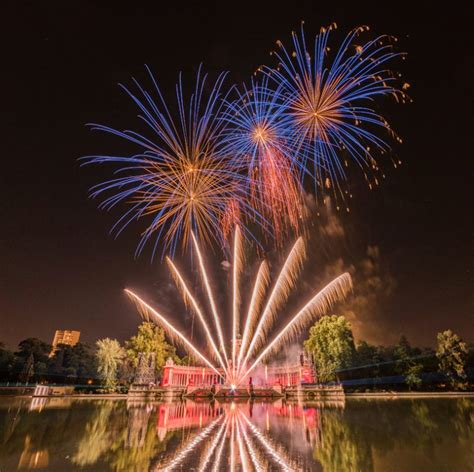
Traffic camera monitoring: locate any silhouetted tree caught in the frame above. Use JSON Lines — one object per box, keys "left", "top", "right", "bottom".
{"left": 304, "top": 315, "right": 356, "bottom": 382}
{"left": 436, "top": 330, "right": 468, "bottom": 390}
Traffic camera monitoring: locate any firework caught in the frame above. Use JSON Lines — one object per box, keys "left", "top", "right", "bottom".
{"left": 240, "top": 272, "right": 352, "bottom": 382}
{"left": 265, "top": 23, "right": 408, "bottom": 202}
{"left": 237, "top": 260, "right": 270, "bottom": 374}
{"left": 238, "top": 237, "right": 306, "bottom": 377}
{"left": 82, "top": 66, "right": 260, "bottom": 258}
{"left": 221, "top": 78, "right": 306, "bottom": 240}
{"left": 125, "top": 289, "right": 222, "bottom": 378}
{"left": 166, "top": 257, "right": 227, "bottom": 371}
{"left": 231, "top": 225, "right": 243, "bottom": 380}
{"left": 126, "top": 227, "right": 350, "bottom": 385}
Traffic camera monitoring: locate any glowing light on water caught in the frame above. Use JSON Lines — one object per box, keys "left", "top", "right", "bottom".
{"left": 158, "top": 416, "right": 223, "bottom": 471}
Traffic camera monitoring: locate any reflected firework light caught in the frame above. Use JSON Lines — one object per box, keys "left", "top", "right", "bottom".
{"left": 158, "top": 416, "right": 223, "bottom": 471}
{"left": 238, "top": 415, "right": 266, "bottom": 471}
{"left": 197, "top": 417, "right": 228, "bottom": 472}
{"left": 239, "top": 411, "right": 295, "bottom": 471}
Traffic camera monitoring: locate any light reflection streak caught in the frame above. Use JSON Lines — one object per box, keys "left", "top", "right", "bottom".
{"left": 239, "top": 412, "right": 296, "bottom": 471}
{"left": 158, "top": 416, "right": 222, "bottom": 471}
{"left": 237, "top": 415, "right": 265, "bottom": 472}
{"left": 212, "top": 418, "right": 230, "bottom": 472}
{"left": 148, "top": 400, "right": 344, "bottom": 472}
{"left": 236, "top": 416, "right": 250, "bottom": 472}
{"left": 197, "top": 416, "right": 228, "bottom": 472}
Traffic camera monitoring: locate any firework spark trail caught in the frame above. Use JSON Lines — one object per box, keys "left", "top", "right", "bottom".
{"left": 82, "top": 67, "right": 269, "bottom": 258}
{"left": 237, "top": 260, "right": 270, "bottom": 374}
{"left": 191, "top": 232, "right": 229, "bottom": 369}
{"left": 232, "top": 226, "right": 243, "bottom": 379}
{"left": 212, "top": 419, "right": 230, "bottom": 472}
{"left": 240, "top": 273, "right": 352, "bottom": 382}
{"left": 127, "top": 229, "right": 350, "bottom": 386}
{"left": 237, "top": 416, "right": 265, "bottom": 472}
{"left": 252, "top": 146, "right": 306, "bottom": 241}
{"left": 198, "top": 416, "right": 228, "bottom": 472}
{"left": 239, "top": 238, "right": 305, "bottom": 377}
{"left": 221, "top": 77, "right": 306, "bottom": 241}
{"left": 157, "top": 416, "right": 223, "bottom": 471}
{"left": 124, "top": 289, "right": 223, "bottom": 378}
{"left": 264, "top": 23, "right": 408, "bottom": 202}
{"left": 166, "top": 257, "right": 227, "bottom": 372}
{"left": 239, "top": 412, "right": 295, "bottom": 471}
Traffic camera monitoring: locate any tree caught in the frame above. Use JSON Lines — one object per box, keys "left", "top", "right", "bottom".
{"left": 125, "top": 322, "right": 177, "bottom": 374}
{"left": 50, "top": 343, "right": 97, "bottom": 380}
{"left": 96, "top": 338, "right": 125, "bottom": 389}
{"left": 304, "top": 315, "right": 356, "bottom": 383}
{"left": 14, "top": 338, "right": 52, "bottom": 382}
{"left": 16, "top": 338, "right": 51, "bottom": 363}
{"left": 436, "top": 330, "right": 468, "bottom": 390}
{"left": 405, "top": 364, "right": 423, "bottom": 390}
{"left": 393, "top": 335, "right": 423, "bottom": 390}
{"left": 0, "top": 343, "right": 14, "bottom": 379}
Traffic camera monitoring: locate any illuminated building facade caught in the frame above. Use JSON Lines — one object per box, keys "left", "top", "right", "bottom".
{"left": 160, "top": 356, "right": 315, "bottom": 388}
{"left": 50, "top": 330, "right": 80, "bottom": 355}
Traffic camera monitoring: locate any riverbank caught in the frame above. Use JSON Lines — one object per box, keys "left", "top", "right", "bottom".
{"left": 345, "top": 391, "right": 474, "bottom": 399}
{"left": 1, "top": 391, "right": 473, "bottom": 400}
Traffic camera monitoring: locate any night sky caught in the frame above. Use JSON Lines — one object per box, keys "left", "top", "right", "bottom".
{"left": 1, "top": 1, "right": 472, "bottom": 349}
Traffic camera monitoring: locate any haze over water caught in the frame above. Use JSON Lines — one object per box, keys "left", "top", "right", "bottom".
{"left": 0, "top": 397, "right": 472, "bottom": 471}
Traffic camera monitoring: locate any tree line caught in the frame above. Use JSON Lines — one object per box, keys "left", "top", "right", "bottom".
{"left": 0, "top": 322, "right": 183, "bottom": 391}
{"left": 1, "top": 317, "right": 472, "bottom": 391}
{"left": 304, "top": 315, "right": 473, "bottom": 391}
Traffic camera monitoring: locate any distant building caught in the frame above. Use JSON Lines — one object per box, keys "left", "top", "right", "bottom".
{"left": 50, "top": 330, "right": 80, "bottom": 355}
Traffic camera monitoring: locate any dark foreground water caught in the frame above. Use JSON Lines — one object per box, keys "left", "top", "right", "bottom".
{"left": 0, "top": 396, "right": 472, "bottom": 471}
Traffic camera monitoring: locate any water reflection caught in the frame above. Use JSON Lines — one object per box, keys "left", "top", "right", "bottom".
{"left": 0, "top": 397, "right": 472, "bottom": 471}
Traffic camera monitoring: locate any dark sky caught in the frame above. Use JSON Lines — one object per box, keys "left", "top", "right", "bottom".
{"left": 1, "top": 1, "right": 472, "bottom": 349}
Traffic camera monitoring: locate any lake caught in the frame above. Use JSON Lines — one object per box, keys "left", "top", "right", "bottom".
{"left": 0, "top": 396, "right": 472, "bottom": 471}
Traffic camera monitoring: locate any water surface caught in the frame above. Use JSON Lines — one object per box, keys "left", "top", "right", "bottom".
{"left": 0, "top": 396, "right": 472, "bottom": 471}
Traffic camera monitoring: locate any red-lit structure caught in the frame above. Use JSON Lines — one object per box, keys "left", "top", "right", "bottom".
{"left": 161, "top": 364, "right": 224, "bottom": 388}
{"left": 160, "top": 356, "right": 315, "bottom": 388}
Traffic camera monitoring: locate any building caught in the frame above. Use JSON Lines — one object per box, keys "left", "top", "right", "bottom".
{"left": 160, "top": 354, "right": 315, "bottom": 389}
{"left": 50, "top": 330, "right": 80, "bottom": 355}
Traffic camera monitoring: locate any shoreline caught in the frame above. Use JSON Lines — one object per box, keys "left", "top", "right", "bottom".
{"left": 1, "top": 391, "right": 473, "bottom": 400}
{"left": 345, "top": 391, "right": 474, "bottom": 399}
